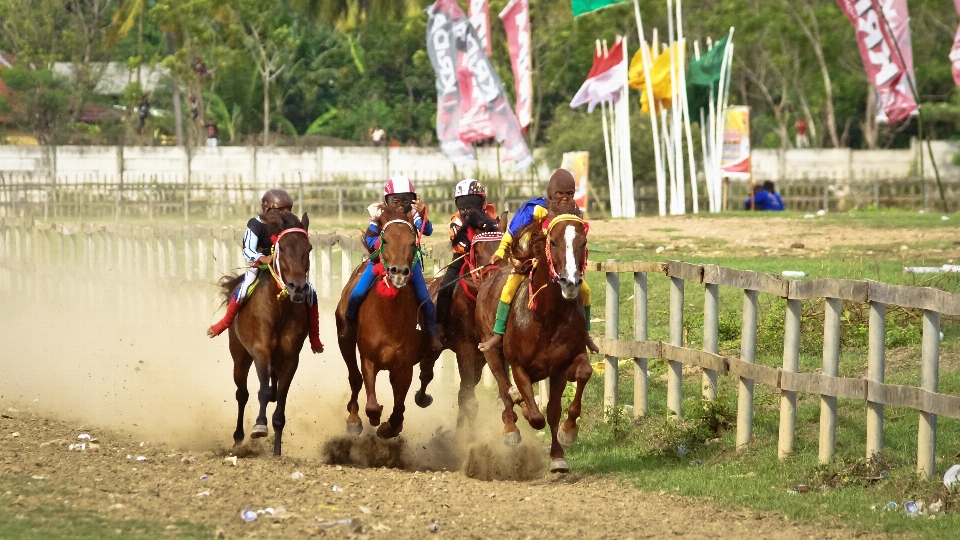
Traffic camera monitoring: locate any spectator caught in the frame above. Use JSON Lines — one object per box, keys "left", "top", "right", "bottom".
{"left": 206, "top": 122, "right": 219, "bottom": 147}
{"left": 188, "top": 94, "right": 199, "bottom": 121}
{"left": 371, "top": 126, "right": 385, "bottom": 146}
{"left": 744, "top": 181, "right": 784, "bottom": 211}
{"left": 795, "top": 118, "right": 809, "bottom": 148}
{"left": 138, "top": 97, "right": 150, "bottom": 133}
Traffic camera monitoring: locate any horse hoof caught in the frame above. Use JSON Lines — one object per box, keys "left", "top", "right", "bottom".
{"left": 251, "top": 424, "right": 269, "bottom": 439}
{"left": 508, "top": 385, "right": 523, "bottom": 405}
{"left": 549, "top": 458, "right": 570, "bottom": 473}
{"left": 346, "top": 421, "right": 363, "bottom": 436}
{"left": 558, "top": 424, "right": 579, "bottom": 447}
{"left": 376, "top": 422, "right": 401, "bottom": 439}
{"left": 414, "top": 391, "right": 434, "bottom": 408}
{"left": 502, "top": 430, "right": 522, "bottom": 447}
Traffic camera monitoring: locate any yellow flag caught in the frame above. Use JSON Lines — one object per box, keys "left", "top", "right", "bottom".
{"left": 632, "top": 41, "right": 684, "bottom": 114}
{"left": 627, "top": 44, "right": 650, "bottom": 90}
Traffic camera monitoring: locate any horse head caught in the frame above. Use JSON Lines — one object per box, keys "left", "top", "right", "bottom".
{"left": 376, "top": 204, "right": 419, "bottom": 289}
{"left": 543, "top": 213, "right": 588, "bottom": 300}
{"left": 271, "top": 212, "right": 312, "bottom": 303}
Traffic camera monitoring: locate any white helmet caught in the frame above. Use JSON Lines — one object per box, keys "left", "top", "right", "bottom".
{"left": 454, "top": 179, "right": 486, "bottom": 199}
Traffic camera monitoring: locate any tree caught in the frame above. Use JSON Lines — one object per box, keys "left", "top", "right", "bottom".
{"left": 0, "top": 66, "right": 72, "bottom": 144}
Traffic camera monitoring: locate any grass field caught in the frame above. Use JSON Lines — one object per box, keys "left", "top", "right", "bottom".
{"left": 566, "top": 210, "right": 960, "bottom": 538}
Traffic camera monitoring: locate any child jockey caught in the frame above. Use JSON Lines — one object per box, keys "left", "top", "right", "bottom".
{"left": 435, "top": 179, "right": 498, "bottom": 327}
{"left": 206, "top": 188, "right": 323, "bottom": 353}
{"left": 345, "top": 176, "right": 439, "bottom": 347}
{"left": 478, "top": 169, "right": 599, "bottom": 353}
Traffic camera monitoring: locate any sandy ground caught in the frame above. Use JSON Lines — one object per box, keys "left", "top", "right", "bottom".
{"left": 0, "top": 223, "right": 899, "bottom": 538}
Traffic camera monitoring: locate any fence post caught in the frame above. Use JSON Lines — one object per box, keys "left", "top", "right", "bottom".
{"left": 134, "top": 234, "right": 143, "bottom": 276}
{"left": 168, "top": 237, "right": 178, "bottom": 279}
{"left": 198, "top": 236, "right": 208, "bottom": 281}
{"left": 321, "top": 244, "right": 332, "bottom": 298}
{"left": 779, "top": 298, "right": 801, "bottom": 459}
{"left": 737, "top": 289, "right": 758, "bottom": 449}
{"left": 703, "top": 282, "right": 719, "bottom": 400}
{"left": 668, "top": 276, "right": 684, "bottom": 418}
{"left": 866, "top": 301, "right": 886, "bottom": 459}
{"left": 145, "top": 232, "right": 155, "bottom": 278}
{"left": 918, "top": 309, "right": 941, "bottom": 478}
{"left": 633, "top": 271, "right": 648, "bottom": 417}
{"left": 819, "top": 297, "right": 841, "bottom": 463}
{"left": 604, "top": 260, "right": 619, "bottom": 416}
{"left": 157, "top": 237, "right": 167, "bottom": 278}
{"left": 184, "top": 233, "right": 194, "bottom": 281}
{"left": 337, "top": 188, "right": 344, "bottom": 224}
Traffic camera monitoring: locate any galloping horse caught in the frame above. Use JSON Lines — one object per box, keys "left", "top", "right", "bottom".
{"left": 335, "top": 205, "right": 428, "bottom": 439}
{"left": 218, "top": 211, "right": 317, "bottom": 456}
{"left": 417, "top": 215, "right": 506, "bottom": 431}
{"left": 476, "top": 212, "right": 594, "bottom": 473}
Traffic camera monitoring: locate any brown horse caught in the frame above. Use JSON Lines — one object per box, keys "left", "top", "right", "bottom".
{"left": 218, "top": 211, "right": 316, "bottom": 456}
{"left": 335, "top": 205, "right": 428, "bottom": 439}
{"left": 417, "top": 215, "right": 506, "bottom": 432}
{"left": 476, "top": 212, "right": 594, "bottom": 473}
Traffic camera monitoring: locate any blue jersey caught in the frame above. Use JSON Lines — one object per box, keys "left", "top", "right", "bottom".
{"left": 744, "top": 191, "right": 784, "bottom": 211}
{"left": 507, "top": 197, "right": 547, "bottom": 237}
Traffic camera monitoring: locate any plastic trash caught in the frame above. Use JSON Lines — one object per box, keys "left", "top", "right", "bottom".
{"left": 332, "top": 485, "right": 343, "bottom": 493}
{"left": 781, "top": 271, "right": 807, "bottom": 278}
{"left": 943, "top": 464, "right": 960, "bottom": 490}
{"left": 136, "top": 456, "right": 146, "bottom": 462}
{"left": 886, "top": 502, "right": 898, "bottom": 511}
{"left": 676, "top": 445, "right": 688, "bottom": 457}
{"left": 31, "top": 475, "right": 44, "bottom": 480}
{"left": 903, "top": 267, "right": 944, "bottom": 274}
{"left": 77, "top": 434, "right": 91, "bottom": 440}
{"left": 429, "top": 524, "right": 440, "bottom": 533}
{"left": 11, "top": 432, "right": 18, "bottom": 438}
{"left": 929, "top": 499, "right": 943, "bottom": 514}
{"left": 291, "top": 471, "right": 304, "bottom": 480}
{"left": 655, "top": 246, "right": 665, "bottom": 254}
{"left": 317, "top": 519, "right": 354, "bottom": 529}
{"left": 359, "top": 506, "right": 371, "bottom": 514}
{"left": 816, "top": 209, "right": 826, "bottom": 216}
{"left": 942, "top": 216, "right": 950, "bottom": 221}
{"left": 197, "top": 491, "right": 210, "bottom": 497}
{"left": 904, "top": 501, "right": 919, "bottom": 516}
{"left": 200, "top": 474, "right": 209, "bottom": 481}
{"left": 68, "top": 443, "right": 86, "bottom": 451}
{"left": 223, "top": 456, "right": 238, "bottom": 466}
{"left": 241, "top": 510, "right": 258, "bottom": 522}
{"left": 803, "top": 214, "right": 815, "bottom": 219}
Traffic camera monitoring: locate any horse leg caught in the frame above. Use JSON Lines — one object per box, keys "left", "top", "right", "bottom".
{"left": 560, "top": 353, "right": 593, "bottom": 447}
{"left": 268, "top": 370, "right": 278, "bottom": 403}
{"left": 414, "top": 349, "right": 437, "bottom": 408}
{"left": 547, "top": 372, "right": 570, "bottom": 472}
{"left": 271, "top": 362, "right": 295, "bottom": 456}
{"left": 481, "top": 348, "right": 521, "bottom": 446}
{"left": 377, "top": 366, "right": 413, "bottom": 439}
{"left": 455, "top": 343, "right": 483, "bottom": 432}
{"left": 230, "top": 335, "right": 253, "bottom": 446}
{"left": 361, "top": 358, "right": 383, "bottom": 427}
{"left": 337, "top": 314, "right": 363, "bottom": 435}
{"left": 511, "top": 365, "right": 545, "bottom": 430}
{"left": 250, "top": 355, "right": 272, "bottom": 439}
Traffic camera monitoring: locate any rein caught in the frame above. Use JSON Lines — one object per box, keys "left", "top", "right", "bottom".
{"left": 267, "top": 227, "right": 309, "bottom": 300}
{"left": 369, "top": 219, "right": 423, "bottom": 293}
{"left": 527, "top": 215, "right": 589, "bottom": 310}
{"left": 458, "top": 231, "right": 503, "bottom": 301}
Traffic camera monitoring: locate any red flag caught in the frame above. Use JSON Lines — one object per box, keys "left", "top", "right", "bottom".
{"left": 468, "top": 0, "right": 492, "bottom": 56}
{"left": 499, "top": 0, "right": 532, "bottom": 129}
{"left": 570, "top": 39, "right": 626, "bottom": 113}
{"left": 952, "top": 0, "right": 960, "bottom": 86}
{"left": 835, "top": 0, "right": 917, "bottom": 124}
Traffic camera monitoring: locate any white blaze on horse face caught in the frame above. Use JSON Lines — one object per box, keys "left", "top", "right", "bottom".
{"left": 560, "top": 224, "right": 580, "bottom": 300}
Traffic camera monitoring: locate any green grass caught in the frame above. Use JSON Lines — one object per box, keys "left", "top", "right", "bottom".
{"left": 0, "top": 475, "right": 209, "bottom": 540}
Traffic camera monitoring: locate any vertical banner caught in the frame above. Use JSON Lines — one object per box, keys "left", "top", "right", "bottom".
{"left": 468, "top": 0, "right": 492, "bottom": 56}
{"left": 875, "top": 0, "right": 915, "bottom": 123}
{"left": 426, "top": 0, "right": 475, "bottom": 165}
{"left": 835, "top": 0, "right": 917, "bottom": 124}
{"left": 561, "top": 152, "right": 589, "bottom": 213}
{"left": 720, "top": 106, "right": 751, "bottom": 179}
{"left": 499, "top": 0, "right": 532, "bottom": 129}
{"left": 952, "top": 0, "right": 960, "bottom": 86}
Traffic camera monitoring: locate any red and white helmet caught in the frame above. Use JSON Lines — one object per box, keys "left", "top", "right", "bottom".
{"left": 383, "top": 176, "right": 415, "bottom": 199}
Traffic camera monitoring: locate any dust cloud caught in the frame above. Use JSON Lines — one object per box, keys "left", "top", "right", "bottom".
{"left": 0, "top": 264, "right": 548, "bottom": 475}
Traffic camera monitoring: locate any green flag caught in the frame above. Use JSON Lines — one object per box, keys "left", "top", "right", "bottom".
{"left": 571, "top": 0, "right": 630, "bottom": 17}
{"left": 686, "top": 35, "right": 729, "bottom": 122}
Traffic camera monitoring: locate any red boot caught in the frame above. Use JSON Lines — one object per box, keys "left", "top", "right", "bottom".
{"left": 308, "top": 302, "right": 324, "bottom": 353}
{"left": 207, "top": 297, "right": 242, "bottom": 337}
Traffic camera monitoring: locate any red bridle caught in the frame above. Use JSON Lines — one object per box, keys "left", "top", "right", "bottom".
{"left": 458, "top": 231, "right": 503, "bottom": 301}
{"left": 541, "top": 215, "right": 589, "bottom": 282}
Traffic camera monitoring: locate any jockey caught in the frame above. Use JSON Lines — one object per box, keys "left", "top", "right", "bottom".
{"left": 478, "top": 169, "right": 599, "bottom": 353}
{"left": 345, "top": 176, "right": 439, "bottom": 344}
{"left": 435, "top": 179, "right": 498, "bottom": 326}
{"left": 206, "top": 188, "right": 323, "bottom": 353}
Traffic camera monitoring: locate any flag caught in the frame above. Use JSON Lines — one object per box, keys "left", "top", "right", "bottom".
{"left": 571, "top": 0, "right": 629, "bottom": 17}
{"left": 628, "top": 42, "right": 682, "bottom": 114}
{"left": 500, "top": 0, "right": 532, "bottom": 129}
{"left": 426, "top": 0, "right": 475, "bottom": 165}
{"left": 952, "top": 0, "right": 960, "bottom": 86}
{"left": 561, "top": 152, "right": 590, "bottom": 213}
{"left": 686, "top": 36, "right": 729, "bottom": 120}
{"left": 468, "top": 0, "right": 492, "bottom": 56}
{"left": 835, "top": 0, "right": 916, "bottom": 124}
{"left": 875, "top": 0, "right": 916, "bottom": 123}
{"left": 570, "top": 39, "right": 626, "bottom": 113}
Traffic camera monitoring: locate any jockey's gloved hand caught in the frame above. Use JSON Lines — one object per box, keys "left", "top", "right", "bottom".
{"left": 413, "top": 198, "right": 426, "bottom": 215}
{"left": 256, "top": 255, "right": 273, "bottom": 266}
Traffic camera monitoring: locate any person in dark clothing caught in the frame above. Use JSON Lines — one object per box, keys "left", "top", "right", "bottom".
{"left": 744, "top": 181, "right": 784, "bottom": 211}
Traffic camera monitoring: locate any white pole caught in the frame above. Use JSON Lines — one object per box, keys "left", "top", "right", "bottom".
{"left": 676, "top": 0, "right": 698, "bottom": 214}
{"left": 714, "top": 31, "right": 734, "bottom": 211}
{"left": 619, "top": 34, "right": 635, "bottom": 218}
{"left": 666, "top": 0, "right": 684, "bottom": 215}
{"left": 600, "top": 99, "right": 618, "bottom": 218}
{"left": 602, "top": 40, "right": 623, "bottom": 219}
{"left": 633, "top": 0, "right": 666, "bottom": 216}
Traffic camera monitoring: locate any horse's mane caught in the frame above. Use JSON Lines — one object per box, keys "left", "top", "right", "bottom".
{"left": 509, "top": 218, "right": 547, "bottom": 263}
{"left": 217, "top": 212, "right": 306, "bottom": 304}
{"left": 363, "top": 203, "right": 413, "bottom": 253}
{"left": 451, "top": 208, "right": 499, "bottom": 250}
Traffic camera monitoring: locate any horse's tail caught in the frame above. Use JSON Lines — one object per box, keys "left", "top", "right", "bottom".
{"left": 217, "top": 273, "right": 245, "bottom": 307}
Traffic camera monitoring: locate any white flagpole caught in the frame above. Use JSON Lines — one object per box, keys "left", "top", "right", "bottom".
{"left": 618, "top": 34, "right": 635, "bottom": 218}
{"left": 676, "top": 0, "right": 698, "bottom": 213}
{"left": 714, "top": 29, "right": 734, "bottom": 212}
{"left": 633, "top": 0, "right": 665, "bottom": 217}
{"left": 666, "top": 0, "right": 684, "bottom": 215}
{"left": 600, "top": 99, "right": 620, "bottom": 218}
{"left": 602, "top": 40, "right": 623, "bottom": 219}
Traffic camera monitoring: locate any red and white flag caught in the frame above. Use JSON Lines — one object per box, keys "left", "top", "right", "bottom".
{"left": 835, "top": 0, "right": 916, "bottom": 124}
{"left": 875, "top": 0, "right": 916, "bottom": 122}
{"left": 952, "top": 0, "right": 960, "bottom": 86}
{"left": 570, "top": 38, "right": 626, "bottom": 113}
{"left": 499, "top": 0, "right": 532, "bottom": 129}
{"left": 468, "top": 0, "right": 492, "bottom": 56}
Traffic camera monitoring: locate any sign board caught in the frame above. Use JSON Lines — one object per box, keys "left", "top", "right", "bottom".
{"left": 561, "top": 151, "right": 589, "bottom": 213}
{"left": 721, "top": 106, "right": 751, "bottom": 180}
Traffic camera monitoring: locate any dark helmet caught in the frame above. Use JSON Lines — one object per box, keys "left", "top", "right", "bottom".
{"left": 546, "top": 169, "right": 579, "bottom": 215}
{"left": 261, "top": 188, "right": 293, "bottom": 213}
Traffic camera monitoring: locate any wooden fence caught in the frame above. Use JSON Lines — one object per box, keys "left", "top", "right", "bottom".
{"left": 591, "top": 259, "right": 959, "bottom": 478}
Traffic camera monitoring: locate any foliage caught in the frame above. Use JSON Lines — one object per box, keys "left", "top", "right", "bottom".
{"left": 0, "top": 66, "right": 72, "bottom": 144}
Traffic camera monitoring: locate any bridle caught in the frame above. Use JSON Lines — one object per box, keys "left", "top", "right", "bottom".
{"left": 369, "top": 218, "right": 423, "bottom": 291}
{"left": 542, "top": 215, "right": 589, "bottom": 281}
{"left": 458, "top": 230, "right": 503, "bottom": 301}
{"left": 266, "top": 227, "right": 309, "bottom": 300}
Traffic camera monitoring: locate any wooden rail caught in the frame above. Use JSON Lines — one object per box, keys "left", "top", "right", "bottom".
{"left": 591, "top": 259, "right": 957, "bottom": 478}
